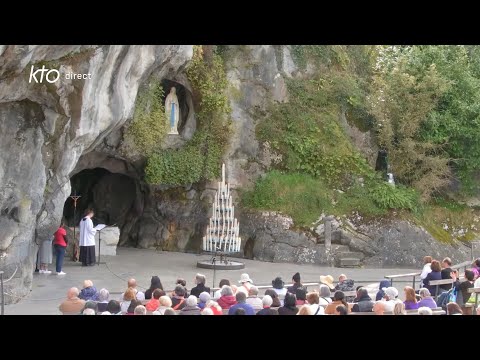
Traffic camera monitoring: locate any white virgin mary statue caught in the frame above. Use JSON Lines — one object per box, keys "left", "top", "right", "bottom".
{"left": 165, "top": 87, "right": 180, "bottom": 135}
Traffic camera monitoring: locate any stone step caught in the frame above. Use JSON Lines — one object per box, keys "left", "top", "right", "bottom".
{"left": 337, "top": 251, "right": 365, "bottom": 260}
{"left": 330, "top": 245, "right": 350, "bottom": 253}
{"left": 334, "top": 251, "right": 364, "bottom": 268}
{"left": 338, "top": 258, "right": 361, "bottom": 268}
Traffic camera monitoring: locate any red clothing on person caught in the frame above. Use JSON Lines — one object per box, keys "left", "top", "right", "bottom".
{"left": 217, "top": 295, "right": 237, "bottom": 309}
{"left": 54, "top": 227, "right": 67, "bottom": 247}
{"left": 145, "top": 299, "right": 160, "bottom": 311}
{"left": 209, "top": 306, "right": 223, "bottom": 315}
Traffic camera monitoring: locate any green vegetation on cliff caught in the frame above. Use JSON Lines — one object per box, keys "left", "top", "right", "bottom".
{"left": 124, "top": 82, "right": 168, "bottom": 156}
{"left": 244, "top": 45, "right": 480, "bottom": 242}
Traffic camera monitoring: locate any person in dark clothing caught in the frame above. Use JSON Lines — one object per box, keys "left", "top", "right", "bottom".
{"left": 334, "top": 274, "right": 355, "bottom": 302}
{"left": 145, "top": 276, "right": 164, "bottom": 300}
{"left": 295, "top": 288, "right": 307, "bottom": 305}
{"left": 278, "top": 293, "right": 298, "bottom": 315}
{"left": 452, "top": 269, "right": 475, "bottom": 306}
{"left": 126, "top": 299, "right": 142, "bottom": 315}
{"left": 190, "top": 273, "right": 211, "bottom": 298}
{"left": 376, "top": 280, "right": 391, "bottom": 301}
{"left": 264, "top": 289, "right": 281, "bottom": 308}
{"left": 424, "top": 260, "right": 442, "bottom": 296}
{"left": 234, "top": 308, "right": 246, "bottom": 315}
{"left": 440, "top": 257, "right": 454, "bottom": 291}
{"left": 171, "top": 285, "right": 187, "bottom": 310}
{"left": 287, "top": 272, "right": 305, "bottom": 294}
{"left": 106, "top": 300, "right": 121, "bottom": 315}
{"left": 351, "top": 287, "right": 374, "bottom": 313}
{"left": 335, "top": 305, "right": 348, "bottom": 315}
{"left": 257, "top": 295, "right": 279, "bottom": 315}
{"left": 176, "top": 278, "right": 189, "bottom": 297}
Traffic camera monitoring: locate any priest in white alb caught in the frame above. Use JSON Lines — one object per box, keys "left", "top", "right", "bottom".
{"left": 79, "top": 208, "right": 96, "bottom": 266}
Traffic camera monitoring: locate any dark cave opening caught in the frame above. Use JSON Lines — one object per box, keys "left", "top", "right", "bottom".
{"left": 63, "top": 168, "right": 137, "bottom": 229}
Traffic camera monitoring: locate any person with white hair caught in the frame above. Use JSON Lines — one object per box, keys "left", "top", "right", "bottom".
{"left": 198, "top": 292, "right": 211, "bottom": 309}
{"left": 417, "top": 288, "right": 437, "bottom": 309}
{"left": 246, "top": 286, "right": 263, "bottom": 310}
{"left": 204, "top": 300, "right": 223, "bottom": 315}
{"left": 156, "top": 296, "right": 173, "bottom": 315}
{"left": 201, "top": 308, "right": 214, "bottom": 315}
{"left": 83, "top": 308, "right": 95, "bottom": 315}
{"left": 164, "top": 308, "right": 176, "bottom": 315}
{"left": 318, "top": 285, "right": 332, "bottom": 306}
{"left": 381, "top": 286, "right": 401, "bottom": 312}
{"left": 256, "top": 295, "right": 279, "bottom": 315}
{"left": 418, "top": 306, "right": 433, "bottom": 315}
{"left": 217, "top": 285, "right": 237, "bottom": 309}
{"left": 97, "top": 288, "right": 110, "bottom": 313}
{"left": 179, "top": 295, "right": 201, "bottom": 315}
{"left": 190, "top": 273, "right": 211, "bottom": 298}
{"left": 59, "top": 287, "right": 85, "bottom": 315}
{"left": 134, "top": 305, "right": 147, "bottom": 315}
{"left": 214, "top": 279, "right": 230, "bottom": 300}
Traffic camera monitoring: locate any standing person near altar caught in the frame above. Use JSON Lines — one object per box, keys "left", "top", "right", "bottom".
{"left": 79, "top": 208, "right": 96, "bottom": 266}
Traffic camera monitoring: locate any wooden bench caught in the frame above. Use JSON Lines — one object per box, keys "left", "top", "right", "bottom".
{"left": 427, "top": 279, "right": 454, "bottom": 301}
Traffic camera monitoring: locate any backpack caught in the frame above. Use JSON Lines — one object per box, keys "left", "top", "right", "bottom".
{"left": 438, "top": 288, "right": 453, "bottom": 310}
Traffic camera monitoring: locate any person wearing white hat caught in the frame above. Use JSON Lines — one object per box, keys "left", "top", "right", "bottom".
{"left": 237, "top": 273, "right": 254, "bottom": 296}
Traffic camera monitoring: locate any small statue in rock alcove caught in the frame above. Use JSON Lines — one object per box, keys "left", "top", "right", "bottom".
{"left": 165, "top": 87, "right": 180, "bottom": 135}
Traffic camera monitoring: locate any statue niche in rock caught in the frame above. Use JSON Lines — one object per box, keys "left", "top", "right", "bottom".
{"left": 165, "top": 87, "right": 180, "bottom": 135}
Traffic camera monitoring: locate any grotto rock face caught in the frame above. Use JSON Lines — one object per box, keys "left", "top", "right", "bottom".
{"left": 240, "top": 210, "right": 473, "bottom": 267}
{"left": 0, "top": 45, "right": 193, "bottom": 302}
{"left": 223, "top": 45, "right": 296, "bottom": 191}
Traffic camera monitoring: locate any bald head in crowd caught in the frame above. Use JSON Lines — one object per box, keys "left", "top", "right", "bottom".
{"left": 128, "top": 278, "right": 137, "bottom": 288}
{"left": 373, "top": 301, "right": 386, "bottom": 315}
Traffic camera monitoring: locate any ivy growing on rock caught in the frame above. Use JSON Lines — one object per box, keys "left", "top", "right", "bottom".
{"left": 123, "top": 82, "right": 168, "bottom": 156}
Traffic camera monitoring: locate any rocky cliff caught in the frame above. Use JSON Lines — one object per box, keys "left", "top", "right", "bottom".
{"left": 0, "top": 45, "right": 192, "bottom": 302}
{"left": 0, "top": 45, "right": 477, "bottom": 303}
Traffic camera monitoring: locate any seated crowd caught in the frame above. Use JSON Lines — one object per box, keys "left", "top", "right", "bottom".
{"left": 58, "top": 257, "right": 480, "bottom": 315}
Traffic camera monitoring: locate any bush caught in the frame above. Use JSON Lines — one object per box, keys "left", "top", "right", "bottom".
{"left": 368, "top": 182, "right": 419, "bottom": 211}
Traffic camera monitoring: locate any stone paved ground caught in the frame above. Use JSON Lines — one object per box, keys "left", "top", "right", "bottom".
{"left": 5, "top": 248, "right": 419, "bottom": 315}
